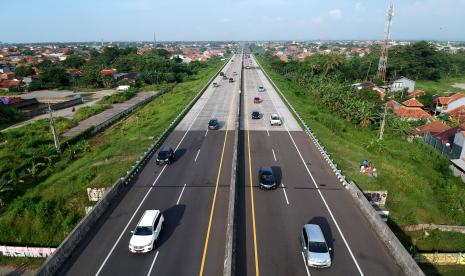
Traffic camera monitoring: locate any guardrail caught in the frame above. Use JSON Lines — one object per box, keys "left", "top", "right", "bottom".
{"left": 255, "top": 55, "right": 425, "bottom": 276}
{"left": 37, "top": 58, "right": 231, "bottom": 276}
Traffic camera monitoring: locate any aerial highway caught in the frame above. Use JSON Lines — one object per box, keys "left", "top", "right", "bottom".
{"left": 60, "top": 54, "right": 242, "bottom": 276}
{"left": 58, "top": 51, "right": 405, "bottom": 276}
{"left": 234, "top": 53, "right": 404, "bottom": 276}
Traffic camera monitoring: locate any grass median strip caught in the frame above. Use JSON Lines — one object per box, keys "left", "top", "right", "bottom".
{"left": 0, "top": 58, "right": 225, "bottom": 258}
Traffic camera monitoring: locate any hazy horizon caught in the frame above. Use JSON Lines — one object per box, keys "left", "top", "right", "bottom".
{"left": 3, "top": 0, "right": 465, "bottom": 43}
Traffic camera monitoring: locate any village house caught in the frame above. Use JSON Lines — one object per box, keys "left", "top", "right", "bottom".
{"left": 389, "top": 76, "right": 416, "bottom": 93}
{"left": 434, "top": 93, "right": 465, "bottom": 121}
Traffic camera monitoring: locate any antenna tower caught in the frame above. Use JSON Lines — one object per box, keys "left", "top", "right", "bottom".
{"left": 377, "top": 4, "right": 394, "bottom": 82}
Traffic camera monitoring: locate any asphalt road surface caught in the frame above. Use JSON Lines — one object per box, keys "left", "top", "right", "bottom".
{"left": 234, "top": 54, "right": 404, "bottom": 276}
{"left": 59, "top": 54, "right": 241, "bottom": 276}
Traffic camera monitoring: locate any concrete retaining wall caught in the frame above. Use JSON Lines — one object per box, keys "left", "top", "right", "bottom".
{"left": 37, "top": 58, "right": 231, "bottom": 276}
{"left": 22, "top": 98, "right": 83, "bottom": 117}
{"left": 256, "top": 56, "right": 424, "bottom": 276}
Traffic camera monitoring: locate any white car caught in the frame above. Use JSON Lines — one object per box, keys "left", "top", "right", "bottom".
{"left": 258, "top": 86, "right": 266, "bottom": 92}
{"left": 270, "top": 114, "right": 282, "bottom": 126}
{"left": 129, "top": 210, "right": 164, "bottom": 253}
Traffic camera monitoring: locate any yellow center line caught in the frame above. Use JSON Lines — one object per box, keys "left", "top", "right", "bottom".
{"left": 244, "top": 60, "right": 260, "bottom": 276}
{"left": 199, "top": 57, "right": 238, "bottom": 276}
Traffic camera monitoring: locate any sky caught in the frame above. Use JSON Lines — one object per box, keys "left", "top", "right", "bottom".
{"left": 2, "top": 0, "right": 465, "bottom": 42}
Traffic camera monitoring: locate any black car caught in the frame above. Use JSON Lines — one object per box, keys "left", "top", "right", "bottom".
{"left": 259, "top": 167, "right": 277, "bottom": 189}
{"left": 208, "top": 118, "right": 219, "bottom": 130}
{"left": 156, "top": 146, "right": 175, "bottom": 165}
{"left": 229, "top": 78, "right": 234, "bottom": 83}
{"left": 251, "top": 111, "right": 261, "bottom": 119}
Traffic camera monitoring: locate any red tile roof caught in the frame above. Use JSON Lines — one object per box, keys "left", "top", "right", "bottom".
{"left": 402, "top": 98, "right": 424, "bottom": 107}
{"left": 385, "top": 100, "right": 400, "bottom": 109}
{"left": 0, "top": 79, "right": 20, "bottom": 89}
{"left": 393, "top": 106, "right": 433, "bottom": 119}
{"left": 437, "top": 93, "right": 465, "bottom": 105}
{"left": 409, "top": 89, "right": 424, "bottom": 98}
{"left": 413, "top": 121, "right": 450, "bottom": 136}
{"left": 444, "top": 105, "right": 465, "bottom": 120}
{"left": 433, "top": 126, "right": 464, "bottom": 145}
{"left": 100, "top": 69, "right": 117, "bottom": 76}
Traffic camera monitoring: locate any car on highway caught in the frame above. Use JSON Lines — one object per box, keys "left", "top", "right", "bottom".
{"left": 245, "top": 66, "right": 250, "bottom": 69}
{"left": 208, "top": 118, "right": 219, "bottom": 130}
{"left": 251, "top": 111, "right": 261, "bottom": 119}
{"left": 223, "top": 75, "right": 228, "bottom": 80}
{"left": 270, "top": 114, "right": 282, "bottom": 126}
{"left": 213, "top": 82, "right": 219, "bottom": 87}
{"left": 301, "top": 224, "right": 332, "bottom": 268}
{"left": 258, "top": 86, "right": 266, "bottom": 92}
{"left": 258, "top": 166, "right": 277, "bottom": 189}
{"left": 233, "top": 71, "right": 237, "bottom": 75}
{"left": 156, "top": 146, "right": 175, "bottom": 165}
{"left": 229, "top": 78, "right": 234, "bottom": 83}
{"left": 219, "top": 71, "right": 224, "bottom": 76}
{"left": 129, "top": 210, "right": 164, "bottom": 253}
{"left": 253, "top": 97, "right": 262, "bottom": 104}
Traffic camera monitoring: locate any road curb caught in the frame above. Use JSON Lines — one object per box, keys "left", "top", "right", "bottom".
{"left": 37, "top": 57, "right": 232, "bottom": 276}
{"left": 255, "top": 55, "right": 424, "bottom": 276}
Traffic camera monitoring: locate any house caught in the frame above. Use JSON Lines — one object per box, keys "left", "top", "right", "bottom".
{"left": 409, "top": 89, "right": 424, "bottom": 98}
{"left": 0, "top": 64, "right": 12, "bottom": 73}
{"left": 100, "top": 69, "right": 117, "bottom": 76}
{"left": 434, "top": 93, "right": 465, "bottom": 115}
{"left": 402, "top": 98, "right": 424, "bottom": 108}
{"left": 412, "top": 121, "right": 450, "bottom": 137}
{"left": 424, "top": 125, "right": 465, "bottom": 159}
{"left": 389, "top": 76, "right": 415, "bottom": 93}
{"left": 0, "top": 79, "right": 21, "bottom": 90}
{"left": 114, "top": 72, "right": 138, "bottom": 81}
{"left": 385, "top": 99, "right": 401, "bottom": 109}
{"left": 352, "top": 81, "right": 376, "bottom": 90}
{"left": 393, "top": 106, "right": 433, "bottom": 121}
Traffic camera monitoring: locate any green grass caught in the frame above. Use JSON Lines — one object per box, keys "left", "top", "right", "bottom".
{"left": 71, "top": 104, "right": 111, "bottom": 122}
{"left": 420, "top": 264, "right": 465, "bottom": 276}
{"left": 0, "top": 255, "right": 43, "bottom": 271}
{"left": 0, "top": 58, "right": 225, "bottom": 247}
{"left": 416, "top": 76, "right": 465, "bottom": 95}
{"left": 406, "top": 230, "right": 465, "bottom": 252}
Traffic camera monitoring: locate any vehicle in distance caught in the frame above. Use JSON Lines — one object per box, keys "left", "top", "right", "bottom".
{"left": 245, "top": 66, "right": 250, "bottom": 69}
{"left": 301, "top": 224, "right": 332, "bottom": 268}
{"left": 223, "top": 75, "right": 228, "bottom": 80}
{"left": 258, "top": 166, "right": 277, "bottom": 189}
{"left": 208, "top": 118, "right": 219, "bottom": 130}
{"left": 156, "top": 146, "right": 175, "bottom": 165}
{"left": 220, "top": 71, "right": 224, "bottom": 76}
{"left": 229, "top": 78, "right": 234, "bottom": 83}
{"left": 270, "top": 114, "right": 282, "bottom": 126}
{"left": 251, "top": 111, "right": 261, "bottom": 119}
{"left": 129, "top": 210, "right": 164, "bottom": 253}
{"left": 258, "top": 86, "right": 266, "bottom": 92}
{"left": 213, "top": 82, "right": 219, "bottom": 87}
{"left": 254, "top": 97, "right": 262, "bottom": 104}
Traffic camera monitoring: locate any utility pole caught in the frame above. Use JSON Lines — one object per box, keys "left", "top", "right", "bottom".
{"left": 378, "top": 103, "right": 388, "bottom": 140}
{"left": 48, "top": 104, "right": 61, "bottom": 153}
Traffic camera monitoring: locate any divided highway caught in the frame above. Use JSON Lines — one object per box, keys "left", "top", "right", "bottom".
{"left": 234, "top": 54, "right": 404, "bottom": 276}
{"left": 60, "top": 54, "right": 241, "bottom": 276}
{"left": 58, "top": 52, "right": 405, "bottom": 276}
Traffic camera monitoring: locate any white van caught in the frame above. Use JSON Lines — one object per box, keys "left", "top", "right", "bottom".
{"left": 129, "top": 210, "right": 164, "bottom": 253}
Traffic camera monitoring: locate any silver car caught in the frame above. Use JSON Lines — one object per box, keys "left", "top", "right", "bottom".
{"left": 301, "top": 224, "right": 332, "bottom": 268}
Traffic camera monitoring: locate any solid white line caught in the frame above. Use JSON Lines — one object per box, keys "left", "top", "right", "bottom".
{"left": 264, "top": 64, "right": 364, "bottom": 275}
{"left": 266, "top": 128, "right": 269, "bottom": 136}
{"left": 272, "top": 149, "right": 277, "bottom": 161}
{"left": 176, "top": 184, "right": 187, "bottom": 205}
{"left": 146, "top": 250, "right": 159, "bottom": 276}
{"left": 301, "top": 252, "right": 311, "bottom": 276}
{"left": 95, "top": 63, "right": 217, "bottom": 275}
{"left": 205, "top": 128, "right": 209, "bottom": 137}
{"left": 281, "top": 183, "right": 289, "bottom": 205}
{"left": 194, "top": 149, "right": 201, "bottom": 162}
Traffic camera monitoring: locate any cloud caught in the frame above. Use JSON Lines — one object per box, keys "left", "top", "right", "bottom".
{"left": 328, "top": 9, "right": 342, "bottom": 18}
{"left": 311, "top": 16, "right": 324, "bottom": 24}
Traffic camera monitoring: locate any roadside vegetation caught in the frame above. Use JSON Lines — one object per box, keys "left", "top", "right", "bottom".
{"left": 0, "top": 107, "right": 24, "bottom": 129}
{"left": 0, "top": 56, "right": 225, "bottom": 248}
{"left": 255, "top": 42, "right": 465, "bottom": 258}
